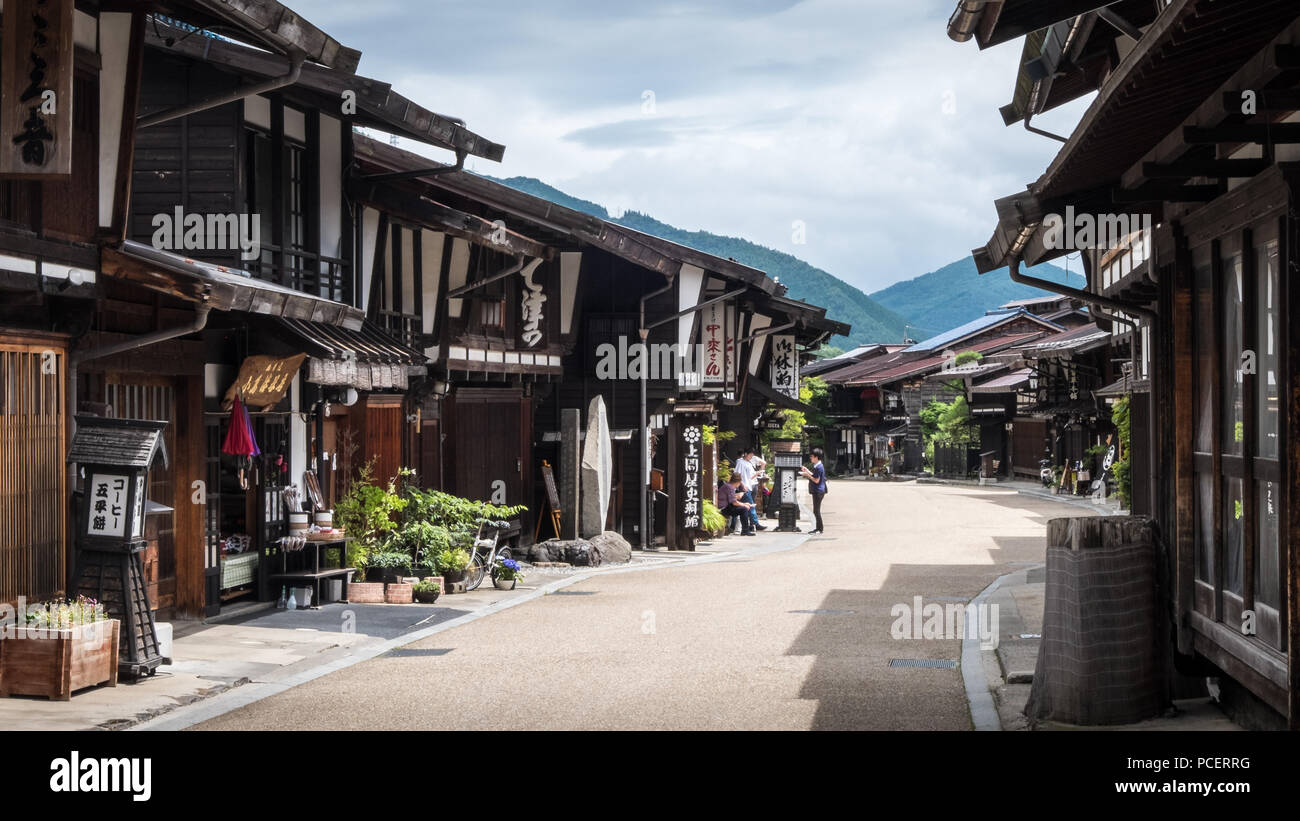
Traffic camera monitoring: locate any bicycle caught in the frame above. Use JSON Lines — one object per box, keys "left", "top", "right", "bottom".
{"left": 464, "top": 519, "right": 513, "bottom": 591}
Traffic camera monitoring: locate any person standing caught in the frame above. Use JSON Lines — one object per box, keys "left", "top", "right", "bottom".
{"left": 799, "top": 447, "right": 828, "bottom": 534}
{"left": 715, "top": 472, "right": 754, "bottom": 536}
{"left": 735, "top": 446, "right": 767, "bottom": 532}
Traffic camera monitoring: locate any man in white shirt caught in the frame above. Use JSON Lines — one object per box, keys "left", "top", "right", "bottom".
{"left": 735, "top": 447, "right": 767, "bottom": 532}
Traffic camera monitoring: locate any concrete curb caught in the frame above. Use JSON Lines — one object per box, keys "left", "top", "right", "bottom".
{"left": 131, "top": 537, "right": 806, "bottom": 731}
{"left": 961, "top": 569, "right": 1017, "bottom": 732}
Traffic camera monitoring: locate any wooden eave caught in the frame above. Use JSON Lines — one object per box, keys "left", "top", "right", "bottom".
{"left": 144, "top": 19, "right": 504, "bottom": 161}
{"left": 158, "top": 0, "right": 361, "bottom": 72}
{"left": 102, "top": 241, "right": 364, "bottom": 329}
{"left": 352, "top": 136, "right": 774, "bottom": 292}
{"left": 1032, "top": 0, "right": 1300, "bottom": 204}
{"left": 348, "top": 179, "right": 556, "bottom": 260}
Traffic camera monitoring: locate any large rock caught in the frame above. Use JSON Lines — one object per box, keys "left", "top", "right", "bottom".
{"left": 529, "top": 531, "right": 632, "bottom": 567}
{"left": 529, "top": 538, "right": 598, "bottom": 566}
{"left": 589, "top": 530, "right": 632, "bottom": 565}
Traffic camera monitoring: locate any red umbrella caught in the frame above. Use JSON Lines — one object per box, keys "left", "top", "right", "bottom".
{"left": 222, "top": 394, "right": 262, "bottom": 457}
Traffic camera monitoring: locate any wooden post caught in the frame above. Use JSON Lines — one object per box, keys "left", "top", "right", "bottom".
{"left": 1283, "top": 171, "right": 1300, "bottom": 729}
{"left": 559, "top": 408, "right": 580, "bottom": 540}
{"left": 1171, "top": 221, "right": 1196, "bottom": 654}
{"left": 173, "top": 374, "right": 205, "bottom": 617}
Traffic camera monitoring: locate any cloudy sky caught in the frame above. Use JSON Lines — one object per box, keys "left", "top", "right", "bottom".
{"left": 290, "top": 0, "right": 1090, "bottom": 294}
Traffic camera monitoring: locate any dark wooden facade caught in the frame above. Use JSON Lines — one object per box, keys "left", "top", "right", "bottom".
{"left": 958, "top": 0, "right": 1300, "bottom": 725}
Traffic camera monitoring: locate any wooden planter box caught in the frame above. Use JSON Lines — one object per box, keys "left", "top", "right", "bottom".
{"left": 0, "top": 620, "right": 120, "bottom": 701}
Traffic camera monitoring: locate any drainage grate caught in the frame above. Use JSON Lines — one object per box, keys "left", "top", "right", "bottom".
{"left": 889, "top": 658, "right": 958, "bottom": 669}
{"left": 550, "top": 590, "right": 596, "bottom": 596}
{"left": 385, "top": 648, "right": 453, "bottom": 658}
{"left": 789, "top": 609, "right": 855, "bottom": 615}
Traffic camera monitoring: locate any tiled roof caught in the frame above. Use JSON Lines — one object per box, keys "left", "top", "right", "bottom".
{"left": 901, "top": 308, "right": 1062, "bottom": 353}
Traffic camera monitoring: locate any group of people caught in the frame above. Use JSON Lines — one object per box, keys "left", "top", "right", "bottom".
{"left": 715, "top": 445, "right": 828, "bottom": 536}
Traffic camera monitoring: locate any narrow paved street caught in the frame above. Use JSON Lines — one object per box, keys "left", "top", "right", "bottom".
{"left": 195, "top": 482, "right": 1092, "bottom": 731}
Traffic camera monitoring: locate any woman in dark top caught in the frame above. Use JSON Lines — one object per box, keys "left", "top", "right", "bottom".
{"left": 799, "top": 447, "right": 828, "bottom": 534}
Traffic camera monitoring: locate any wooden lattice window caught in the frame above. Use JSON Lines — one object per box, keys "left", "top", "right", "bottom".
{"left": 0, "top": 340, "right": 67, "bottom": 605}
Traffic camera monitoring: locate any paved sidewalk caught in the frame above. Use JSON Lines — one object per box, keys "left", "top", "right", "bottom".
{"left": 0, "top": 546, "right": 758, "bottom": 732}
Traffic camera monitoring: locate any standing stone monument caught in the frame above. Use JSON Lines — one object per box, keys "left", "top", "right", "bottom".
{"left": 580, "top": 395, "right": 612, "bottom": 537}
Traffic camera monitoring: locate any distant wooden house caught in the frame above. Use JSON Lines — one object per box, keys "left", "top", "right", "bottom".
{"left": 818, "top": 310, "right": 1062, "bottom": 472}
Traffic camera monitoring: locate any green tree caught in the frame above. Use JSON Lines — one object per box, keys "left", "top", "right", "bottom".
{"left": 1111, "top": 395, "right": 1132, "bottom": 508}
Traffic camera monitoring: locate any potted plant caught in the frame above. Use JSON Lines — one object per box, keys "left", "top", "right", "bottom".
{"left": 0, "top": 596, "right": 119, "bottom": 701}
{"left": 336, "top": 462, "right": 408, "bottom": 582}
{"left": 435, "top": 547, "right": 471, "bottom": 585}
{"left": 365, "top": 550, "right": 414, "bottom": 583}
{"left": 492, "top": 558, "right": 524, "bottom": 590}
{"left": 411, "top": 579, "right": 441, "bottom": 604}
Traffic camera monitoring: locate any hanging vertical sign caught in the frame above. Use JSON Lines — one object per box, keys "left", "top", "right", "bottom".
{"left": 680, "top": 423, "right": 702, "bottom": 531}
{"left": 518, "top": 258, "right": 546, "bottom": 347}
{"left": 724, "top": 300, "right": 738, "bottom": 394}
{"left": 701, "top": 301, "right": 725, "bottom": 389}
{"left": 770, "top": 334, "right": 799, "bottom": 398}
{"left": 1, "top": 0, "right": 74, "bottom": 177}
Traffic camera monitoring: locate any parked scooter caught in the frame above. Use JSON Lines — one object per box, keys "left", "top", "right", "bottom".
{"left": 1039, "top": 458, "right": 1054, "bottom": 487}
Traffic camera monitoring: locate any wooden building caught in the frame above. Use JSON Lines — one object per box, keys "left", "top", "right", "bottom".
{"left": 0, "top": 0, "right": 361, "bottom": 610}
{"left": 0, "top": 0, "right": 503, "bottom": 618}
{"left": 350, "top": 136, "right": 848, "bottom": 548}
{"left": 816, "top": 310, "right": 1061, "bottom": 472}
{"left": 952, "top": 0, "right": 1300, "bottom": 726}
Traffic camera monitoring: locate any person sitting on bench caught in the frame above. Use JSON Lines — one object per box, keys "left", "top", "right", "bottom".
{"left": 715, "top": 471, "right": 755, "bottom": 536}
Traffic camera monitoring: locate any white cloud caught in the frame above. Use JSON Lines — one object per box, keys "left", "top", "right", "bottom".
{"left": 290, "top": 0, "right": 1090, "bottom": 293}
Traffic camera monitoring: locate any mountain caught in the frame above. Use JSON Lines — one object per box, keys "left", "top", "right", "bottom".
{"left": 487, "top": 176, "right": 913, "bottom": 345}
{"left": 870, "top": 256, "right": 1085, "bottom": 335}
{"left": 485, "top": 175, "right": 1087, "bottom": 346}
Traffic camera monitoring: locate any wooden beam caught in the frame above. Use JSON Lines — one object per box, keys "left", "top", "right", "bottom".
{"left": 1273, "top": 44, "right": 1300, "bottom": 70}
{"left": 1141, "top": 158, "right": 1270, "bottom": 179}
{"left": 1111, "top": 183, "right": 1221, "bottom": 203}
{"left": 349, "top": 181, "right": 556, "bottom": 261}
{"left": 1183, "top": 123, "right": 1300, "bottom": 144}
{"left": 1221, "top": 88, "right": 1300, "bottom": 113}
{"left": 1119, "top": 17, "right": 1300, "bottom": 192}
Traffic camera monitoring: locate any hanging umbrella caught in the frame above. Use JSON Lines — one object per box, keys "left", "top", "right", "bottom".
{"left": 222, "top": 394, "right": 262, "bottom": 457}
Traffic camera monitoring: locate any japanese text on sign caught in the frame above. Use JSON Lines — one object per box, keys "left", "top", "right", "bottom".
{"left": 87, "top": 473, "right": 129, "bottom": 538}
{"left": 770, "top": 334, "right": 799, "bottom": 398}
{"left": 681, "top": 424, "right": 702, "bottom": 530}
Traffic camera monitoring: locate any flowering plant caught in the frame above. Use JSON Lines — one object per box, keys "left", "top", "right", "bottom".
{"left": 23, "top": 595, "right": 107, "bottom": 629}
{"left": 493, "top": 558, "right": 523, "bottom": 582}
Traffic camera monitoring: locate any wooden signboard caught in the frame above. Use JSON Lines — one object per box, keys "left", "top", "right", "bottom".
{"left": 1, "top": 0, "right": 75, "bottom": 177}
{"left": 541, "top": 460, "right": 561, "bottom": 512}
{"left": 534, "top": 460, "right": 562, "bottom": 541}
{"left": 222, "top": 354, "right": 308, "bottom": 411}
